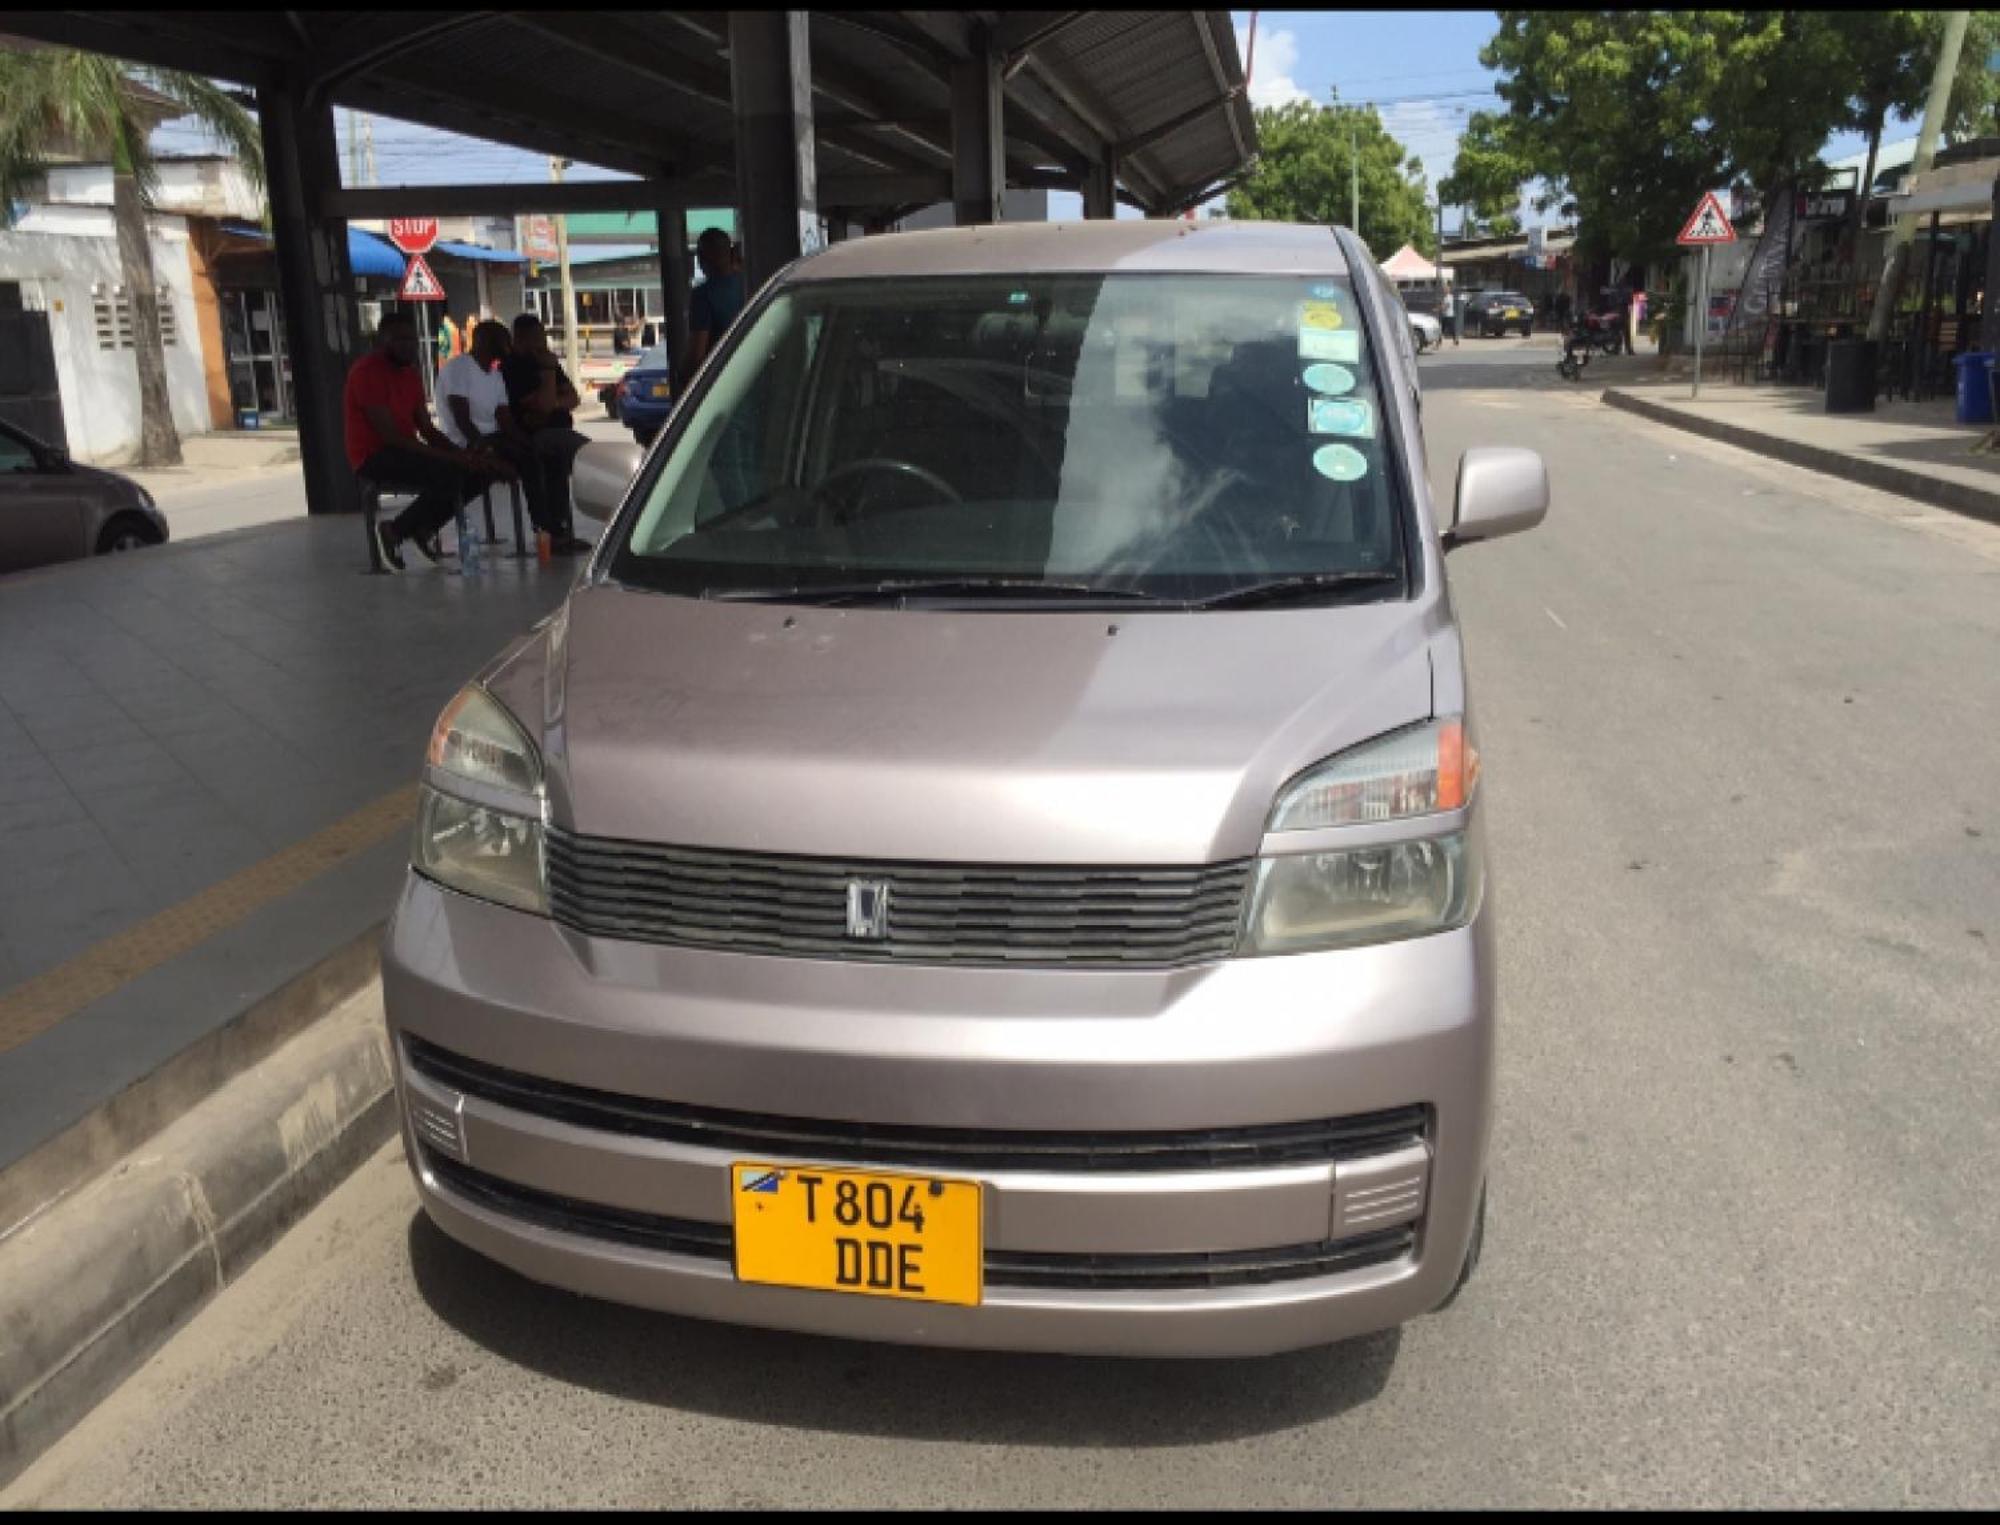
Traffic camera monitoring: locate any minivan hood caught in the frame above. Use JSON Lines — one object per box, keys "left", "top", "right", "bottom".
{"left": 499, "top": 582, "right": 1438, "bottom": 865}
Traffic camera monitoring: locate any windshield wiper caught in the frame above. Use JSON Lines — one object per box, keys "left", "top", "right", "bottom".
{"left": 1186, "top": 570, "right": 1404, "bottom": 610}
{"left": 705, "top": 578, "right": 1175, "bottom": 607}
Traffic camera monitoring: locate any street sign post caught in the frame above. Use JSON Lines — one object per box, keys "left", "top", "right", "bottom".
{"left": 1678, "top": 192, "right": 1737, "bottom": 400}
{"left": 398, "top": 252, "right": 445, "bottom": 302}
{"left": 386, "top": 217, "right": 439, "bottom": 255}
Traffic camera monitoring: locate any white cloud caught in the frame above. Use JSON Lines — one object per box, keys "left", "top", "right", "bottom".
{"left": 1234, "top": 21, "right": 1309, "bottom": 110}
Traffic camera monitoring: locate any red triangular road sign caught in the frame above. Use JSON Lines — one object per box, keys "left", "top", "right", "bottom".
{"left": 1677, "top": 191, "right": 1736, "bottom": 246}
{"left": 398, "top": 252, "right": 446, "bottom": 301}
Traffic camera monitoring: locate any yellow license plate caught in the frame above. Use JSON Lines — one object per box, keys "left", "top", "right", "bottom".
{"left": 732, "top": 1163, "right": 982, "bottom": 1306}
{"left": 649, "top": 383, "right": 670, "bottom": 398}
{"left": 1503, "top": 309, "right": 1520, "bottom": 318}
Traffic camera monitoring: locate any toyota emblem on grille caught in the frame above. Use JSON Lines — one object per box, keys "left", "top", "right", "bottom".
{"left": 846, "top": 880, "right": 890, "bottom": 939}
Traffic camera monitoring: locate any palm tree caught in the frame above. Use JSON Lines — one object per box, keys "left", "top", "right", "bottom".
{"left": 0, "top": 44, "right": 264, "bottom": 467}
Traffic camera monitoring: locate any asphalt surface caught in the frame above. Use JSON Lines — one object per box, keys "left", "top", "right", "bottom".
{"left": 8, "top": 340, "right": 1999, "bottom": 1508}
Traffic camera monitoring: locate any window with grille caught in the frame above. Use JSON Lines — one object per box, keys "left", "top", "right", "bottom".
{"left": 91, "top": 284, "right": 177, "bottom": 349}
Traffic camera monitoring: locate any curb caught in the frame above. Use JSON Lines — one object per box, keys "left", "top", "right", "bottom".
{"left": 1601, "top": 388, "right": 2000, "bottom": 529}
{"left": 0, "top": 985, "right": 396, "bottom": 1488}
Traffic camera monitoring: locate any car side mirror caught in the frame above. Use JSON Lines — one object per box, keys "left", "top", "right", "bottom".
{"left": 1444, "top": 446, "right": 1547, "bottom": 550}
{"left": 43, "top": 445, "right": 72, "bottom": 472}
{"left": 571, "top": 440, "right": 643, "bottom": 524}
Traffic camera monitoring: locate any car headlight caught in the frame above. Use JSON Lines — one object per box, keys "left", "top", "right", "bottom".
{"left": 1241, "top": 718, "right": 1482, "bottom": 956}
{"left": 413, "top": 685, "right": 547, "bottom": 915}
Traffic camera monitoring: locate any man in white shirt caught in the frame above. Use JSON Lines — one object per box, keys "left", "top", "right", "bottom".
{"left": 435, "top": 320, "right": 514, "bottom": 449}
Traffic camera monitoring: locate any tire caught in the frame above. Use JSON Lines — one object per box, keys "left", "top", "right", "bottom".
{"left": 1432, "top": 1181, "right": 1487, "bottom": 1312}
{"left": 633, "top": 427, "right": 659, "bottom": 448}
{"left": 604, "top": 392, "right": 622, "bottom": 422}
{"left": 97, "top": 513, "right": 161, "bottom": 555}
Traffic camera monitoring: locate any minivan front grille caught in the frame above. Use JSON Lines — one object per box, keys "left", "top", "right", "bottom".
{"left": 543, "top": 828, "right": 1252, "bottom": 970}
{"left": 405, "top": 1037, "right": 1430, "bottom": 1174}
{"left": 419, "top": 1149, "right": 1416, "bottom": 1291}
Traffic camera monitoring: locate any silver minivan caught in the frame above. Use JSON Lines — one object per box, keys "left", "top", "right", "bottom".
{"left": 384, "top": 221, "right": 1547, "bottom": 1358}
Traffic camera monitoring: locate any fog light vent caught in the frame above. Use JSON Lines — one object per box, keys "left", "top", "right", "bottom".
{"left": 409, "top": 1089, "right": 467, "bottom": 1163}
{"left": 1332, "top": 1142, "right": 1429, "bottom": 1238}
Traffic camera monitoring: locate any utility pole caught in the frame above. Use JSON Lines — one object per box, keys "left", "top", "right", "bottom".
{"left": 361, "top": 115, "right": 376, "bottom": 188}
{"left": 345, "top": 109, "right": 359, "bottom": 186}
{"left": 1868, "top": 9, "right": 1970, "bottom": 343}
{"left": 1350, "top": 119, "right": 1360, "bottom": 234}
{"left": 550, "top": 156, "right": 583, "bottom": 383}
{"left": 1435, "top": 199, "right": 1446, "bottom": 319}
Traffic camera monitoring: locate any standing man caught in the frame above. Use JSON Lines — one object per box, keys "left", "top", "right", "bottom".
{"left": 500, "top": 313, "right": 592, "bottom": 554}
{"left": 346, "top": 311, "right": 514, "bottom": 573}
{"left": 1445, "top": 284, "right": 1462, "bottom": 347}
{"left": 686, "top": 227, "right": 746, "bottom": 373}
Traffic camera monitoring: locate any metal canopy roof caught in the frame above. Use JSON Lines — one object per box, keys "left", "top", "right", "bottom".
{"left": 0, "top": 11, "right": 1256, "bottom": 216}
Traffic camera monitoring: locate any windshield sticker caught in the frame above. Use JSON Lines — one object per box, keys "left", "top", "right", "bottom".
{"left": 1307, "top": 397, "right": 1376, "bottom": 439}
{"left": 1299, "top": 299, "right": 1345, "bottom": 332}
{"left": 1312, "top": 443, "right": 1370, "bottom": 482}
{"left": 1298, "top": 328, "right": 1361, "bottom": 363}
{"left": 1308, "top": 283, "right": 1340, "bottom": 300}
{"left": 1301, "top": 363, "right": 1356, "bottom": 397}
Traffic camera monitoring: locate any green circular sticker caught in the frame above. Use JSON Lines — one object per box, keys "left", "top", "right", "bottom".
{"left": 1301, "top": 363, "right": 1356, "bottom": 396}
{"left": 1312, "top": 444, "right": 1369, "bottom": 482}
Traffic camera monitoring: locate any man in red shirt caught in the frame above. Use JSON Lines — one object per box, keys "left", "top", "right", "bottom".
{"left": 345, "top": 310, "right": 514, "bottom": 572}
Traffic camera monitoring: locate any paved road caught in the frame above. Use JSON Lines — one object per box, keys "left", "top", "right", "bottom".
{"left": 8, "top": 348, "right": 1999, "bottom": 1508}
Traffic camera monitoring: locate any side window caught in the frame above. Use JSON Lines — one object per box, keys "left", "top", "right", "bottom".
{"left": 0, "top": 433, "right": 37, "bottom": 473}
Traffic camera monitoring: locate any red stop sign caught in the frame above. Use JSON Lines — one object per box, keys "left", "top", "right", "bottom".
{"left": 386, "top": 217, "right": 439, "bottom": 254}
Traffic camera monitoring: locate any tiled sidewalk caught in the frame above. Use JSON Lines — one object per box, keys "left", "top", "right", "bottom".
{"left": 0, "top": 516, "right": 576, "bottom": 1174}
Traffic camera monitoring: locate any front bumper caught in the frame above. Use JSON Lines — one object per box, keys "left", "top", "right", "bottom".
{"left": 383, "top": 872, "right": 1495, "bottom": 1358}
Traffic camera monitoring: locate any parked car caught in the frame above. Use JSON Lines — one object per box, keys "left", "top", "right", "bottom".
{"left": 612, "top": 343, "right": 674, "bottom": 446}
{"left": 385, "top": 220, "right": 1548, "bottom": 1359}
{"left": 1408, "top": 309, "right": 1443, "bottom": 352}
{"left": 0, "top": 416, "right": 168, "bottom": 575}
{"left": 1464, "top": 290, "right": 1535, "bottom": 338}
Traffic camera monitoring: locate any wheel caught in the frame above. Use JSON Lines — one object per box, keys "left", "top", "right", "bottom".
{"left": 633, "top": 427, "right": 659, "bottom": 448}
{"left": 603, "top": 391, "right": 622, "bottom": 422}
{"left": 1432, "top": 1181, "right": 1487, "bottom": 1312}
{"left": 97, "top": 513, "right": 161, "bottom": 554}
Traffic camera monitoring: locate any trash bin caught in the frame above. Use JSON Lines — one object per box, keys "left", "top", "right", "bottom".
{"left": 1825, "top": 338, "right": 1878, "bottom": 414}
{"left": 1954, "top": 350, "right": 1996, "bottom": 425}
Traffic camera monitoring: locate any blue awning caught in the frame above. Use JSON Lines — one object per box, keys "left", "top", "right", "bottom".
{"left": 217, "top": 219, "right": 409, "bottom": 281}
{"left": 346, "top": 226, "right": 407, "bottom": 280}
{"left": 432, "top": 240, "right": 525, "bottom": 265}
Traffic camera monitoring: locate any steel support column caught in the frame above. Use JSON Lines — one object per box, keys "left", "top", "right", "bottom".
{"left": 1082, "top": 153, "right": 1118, "bottom": 220}
{"left": 258, "top": 75, "right": 358, "bottom": 517}
{"left": 729, "top": 11, "right": 820, "bottom": 295}
{"left": 951, "top": 30, "right": 1004, "bottom": 226}
{"left": 653, "top": 192, "right": 692, "bottom": 390}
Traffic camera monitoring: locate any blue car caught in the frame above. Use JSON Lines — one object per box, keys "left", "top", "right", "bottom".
{"left": 614, "top": 343, "right": 674, "bottom": 445}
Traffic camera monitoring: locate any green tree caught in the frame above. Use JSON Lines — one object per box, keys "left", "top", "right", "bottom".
{"left": 0, "top": 46, "right": 264, "bottom": 467}
{"left": 1225, "top": 98, "right": 1438, "bottom": 257}
{"left": 1823, "top": 11, "right": 2000, "bottom": 264}
{"left": 1438, "top": 110, "right": 1534, "bottom": 237}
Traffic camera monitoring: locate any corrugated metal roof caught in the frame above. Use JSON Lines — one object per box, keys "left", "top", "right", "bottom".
{"left": 2, "top": 10, "right": 1256, "bottom": 217}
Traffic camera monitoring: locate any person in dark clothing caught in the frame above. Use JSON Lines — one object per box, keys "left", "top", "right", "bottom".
{"left": 345, "top": 311, "right": 514, "bottom": 573}
{"left": 499, "top": 313, "right": 591, "bottom": 553}
{"left": 687, "top": 227, "right": 746, "bottom": 372}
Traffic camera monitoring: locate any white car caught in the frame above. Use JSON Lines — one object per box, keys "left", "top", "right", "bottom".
{"left": 1409, "top": 310, "right": 1442, "bottom": 353}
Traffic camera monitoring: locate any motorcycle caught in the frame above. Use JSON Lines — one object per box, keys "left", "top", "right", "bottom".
{"left": 1555, "top": 311, "right": 1625, "bottom": 380}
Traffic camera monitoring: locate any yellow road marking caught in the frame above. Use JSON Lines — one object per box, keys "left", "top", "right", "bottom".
{"left": 0, "top": 784, "right": 419, "bottom": 1058}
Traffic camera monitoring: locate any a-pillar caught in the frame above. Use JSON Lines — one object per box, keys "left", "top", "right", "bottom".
{"left": 729, "top": 11, "right": 820, "bottom": 296}
{"left": 652, "top": 189, "right": 692, "bottom": 389}
{"left": 259, "top": 72, "right": 358, "bottom": 516}
{"left": 1082, "top": 154, "right": 1119, "bottom": 220}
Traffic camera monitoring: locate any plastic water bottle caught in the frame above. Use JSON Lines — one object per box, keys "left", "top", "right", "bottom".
{"left": 456, "top": 505, "right": 481, "bottom": 576}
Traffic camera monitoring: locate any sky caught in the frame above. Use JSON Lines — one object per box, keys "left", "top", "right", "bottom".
{"left": 149, "top": 12, "right": 1907, "bottom": 238}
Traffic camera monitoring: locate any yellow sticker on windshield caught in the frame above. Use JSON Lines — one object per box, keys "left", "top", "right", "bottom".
{"left": 1299, "top": 300, "right": 1345, "bottom": 332}
{"left": 1298, "top": 328, "right": 1361, "bottom": 363}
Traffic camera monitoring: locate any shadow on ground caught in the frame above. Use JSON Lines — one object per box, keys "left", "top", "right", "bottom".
{"left": 406, "top": 1211, "right": 1401, "bottom": 1448}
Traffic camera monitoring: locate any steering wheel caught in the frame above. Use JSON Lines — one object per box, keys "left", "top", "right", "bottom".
{"left": 815, "top": 457, "right": 963, "bottom": 523}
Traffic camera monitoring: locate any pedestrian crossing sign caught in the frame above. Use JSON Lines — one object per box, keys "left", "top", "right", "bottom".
{"left": 1677, "top": 192, "right": 1736, "bottom": 246}
{"left": 398, "top": 252, "right": 446, "bottom": 301}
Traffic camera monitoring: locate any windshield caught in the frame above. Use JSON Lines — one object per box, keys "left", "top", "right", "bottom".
{"left": 609, "top": 273, "right": 1409, "bottom": 606}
